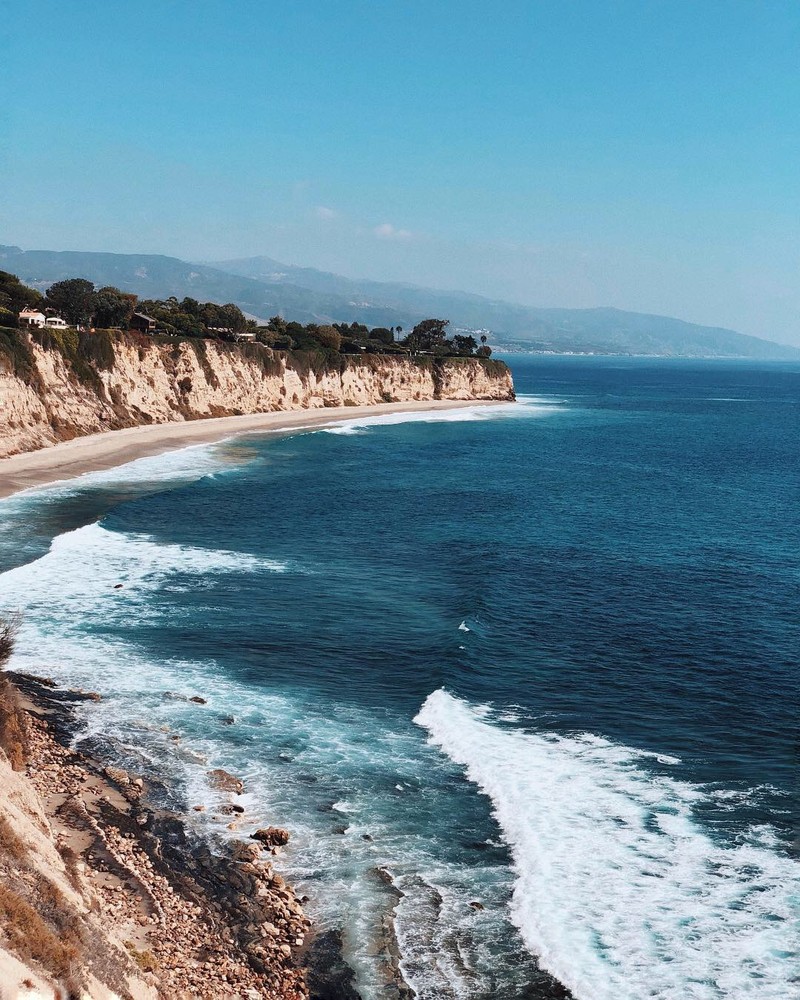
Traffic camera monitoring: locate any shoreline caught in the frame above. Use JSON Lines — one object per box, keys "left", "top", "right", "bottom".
{"left": 1, "top": 670, "right": 314, "bottom": 998}
{"left": 0, "top": 399, "right": 506, "bottom": 500}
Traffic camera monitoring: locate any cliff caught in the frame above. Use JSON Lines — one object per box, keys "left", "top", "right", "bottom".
{"left": 0, "top": 673, "right": 309, "bottom": 999}
{"left": 0, "top": 329, "right": 514, "bottom": 458}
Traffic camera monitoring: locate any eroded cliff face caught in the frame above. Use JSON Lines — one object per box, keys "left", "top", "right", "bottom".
{"left": 0, "top": 332, "right": 514, "bottom": 457}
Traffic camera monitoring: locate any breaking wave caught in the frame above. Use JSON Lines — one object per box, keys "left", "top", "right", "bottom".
{"left": 321, "top": 396, "right": 562, "bottom": 434}
{"left": 415, "top": 689, "right": 799, "bottom": 1000}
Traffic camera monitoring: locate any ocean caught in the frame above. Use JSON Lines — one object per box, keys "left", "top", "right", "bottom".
{"left": 0, "top": 355, "right": 797, "bottom": 1000}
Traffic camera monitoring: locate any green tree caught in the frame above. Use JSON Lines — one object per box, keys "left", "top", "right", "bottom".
{"left": 369, "top": 327, "right": 394, "bottom": 345}
{"left": 451, "top": 334, "right": 478, "bottom": 356}
{"left": 44, "top": 278, "right": 95, "bottom": 327}
{"left": 0, "top": 271, "right": 44, "bottom": 326}
{"left": 404, "top": 318, "right": 450, "bottom": 353}
{"left": 92, "top": 286, "right": 137, "bottom": 329}
{"left": 180, "top": 297, "right": 200, "bottom": 316}
{"left": 267, "top": 315, "right": 288, "bottom": 334}
{"left": 312, "top": 325, "right": 343, "bottom": 351}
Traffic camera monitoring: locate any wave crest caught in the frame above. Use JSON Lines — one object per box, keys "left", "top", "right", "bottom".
{"left": 415, "top": 689, "right": 799, "bottom": 1000}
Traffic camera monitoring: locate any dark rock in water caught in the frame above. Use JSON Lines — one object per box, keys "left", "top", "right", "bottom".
{"left": 361, "top": 833, "right": 373, "bottom": 842}
{"left": 220, "top": 803, "right": 245, "bottom": 815}
{"left": 469, "top": 900, "right": 485, "bottom": 910}
{"left": 250, "top": 826, "right": 290, "bottom": 848}
{"left": 113, "top": 583, "right": 123, "bottom": 589}
{"left": 305, "top": 929, "right": 363, "bottom": 1000}
{"left": 220, "top": 715, "right": 236, "bottom": 725}
{"left": 162, "top": 691, "right": 187, "bottom": 702}
{"left": 206, "top": 768, "right": 244, "bottom": 794}
{"left": 332, "top": 826, "right": 347, "bottom": 835}
{"left": 189, "top": 695, "right": 207, "bottom": 705}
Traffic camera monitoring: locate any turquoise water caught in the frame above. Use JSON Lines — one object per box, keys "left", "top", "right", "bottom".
{"left": 1, "top": 356, "right": 798, "bottom": 999}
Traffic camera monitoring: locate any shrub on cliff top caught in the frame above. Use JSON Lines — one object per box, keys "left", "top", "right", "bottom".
{"left": 0, "top": 328, "right": 40, "bottom": 387}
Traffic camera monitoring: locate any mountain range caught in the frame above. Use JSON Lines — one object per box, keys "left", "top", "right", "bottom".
{"left": 2, "top": 244, "right": 796, "bottom": 359}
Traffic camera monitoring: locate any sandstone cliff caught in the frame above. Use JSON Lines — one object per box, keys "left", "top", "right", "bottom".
{"left": 0, "top": 330, "right": 514, "bottom": 458}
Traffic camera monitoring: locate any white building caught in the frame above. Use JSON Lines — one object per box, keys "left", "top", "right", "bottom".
{"left": 44, "top": 316, "right": 68, "bottom": 330}
{"left": 18, "top": 308, "right": 46, "bottom": 328}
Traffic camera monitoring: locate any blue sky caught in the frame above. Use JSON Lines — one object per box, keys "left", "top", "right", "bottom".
{"left": 3, "top": 1, "right": 799, "bottom": 343}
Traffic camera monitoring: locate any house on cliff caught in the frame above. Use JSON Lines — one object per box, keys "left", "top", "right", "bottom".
{"left": 18, "top": 308, "right": 46, "bottom": 328}
{"left": 130, "top": 312, "right": 157, "bottom": 333}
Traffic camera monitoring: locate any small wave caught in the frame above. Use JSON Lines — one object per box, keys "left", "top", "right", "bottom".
{"left": 458, "top": 620, "right": 471, "bottom": 633}
{"left": 318, "top": 398, "right": 563, "bottom": 436}
{"left": 1, "top": 440, "right": 233, "bottom": 507}
{"left": 415, "top": 689, "right": 799, "bottom": 1000}
{"left": 0, "top": 523, "right": 290, "bottom": 666}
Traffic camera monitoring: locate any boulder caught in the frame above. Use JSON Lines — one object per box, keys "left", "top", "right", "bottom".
{"left": 250, "top": 827, "right": 290, "bottom": 849}
{"left": 206, "top": 768, "right": 244, "bottom": 794}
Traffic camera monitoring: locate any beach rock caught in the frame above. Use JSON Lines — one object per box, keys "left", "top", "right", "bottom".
{"left": 250, "top": 827, "right": 290, "bottom": 849}
{"left": 104, "top": 765, "right": 131, "bottom": 785}
{"left": 221, "top": 803, "right": 245, "bottom": 815}
{"left": 189, "top": 695, "right": 207, "bottom": 704}
{"left": 469, "top": 900, "right": 485, "bottom": 910}
{"left": 206, "top": 769, "right": 244, "bottom": 794}
{"left": 231, "top": 841, "right": 261, "bottom": 864}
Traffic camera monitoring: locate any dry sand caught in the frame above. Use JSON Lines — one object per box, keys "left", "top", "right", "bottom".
{"left": 0, "top": 399, "right": 501, "bottom": 500}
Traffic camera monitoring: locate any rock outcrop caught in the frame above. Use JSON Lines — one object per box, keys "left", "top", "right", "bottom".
{"left": 0, "top": 330, "right": 515, "bottom": 457}
{"left": 0, "top": 674, "right": 310, "bottom": 999}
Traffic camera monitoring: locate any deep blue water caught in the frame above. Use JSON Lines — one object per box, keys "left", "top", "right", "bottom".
{"left": 1, "top": 356, "right": 798, "bottom": 1000}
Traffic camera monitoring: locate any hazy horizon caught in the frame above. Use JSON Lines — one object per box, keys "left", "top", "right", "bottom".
{"left": 4, "top": 2, "right": 800, "bottom": 346}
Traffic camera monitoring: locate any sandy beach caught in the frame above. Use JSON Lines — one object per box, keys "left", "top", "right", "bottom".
{"left": 0, "top": 399, "right": 502, "bottom": 500}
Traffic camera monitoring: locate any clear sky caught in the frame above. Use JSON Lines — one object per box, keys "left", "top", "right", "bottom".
{"left": 3, "top": 1, "right": 799, "bottom": 343}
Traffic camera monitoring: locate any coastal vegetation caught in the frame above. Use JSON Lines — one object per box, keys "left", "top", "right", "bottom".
{"left": 0, "top": 268, "right": 514, "bottom": 457}
{"left": 1, "top": 270, "right": 493, "bottom": 359}
{"left": 0, "top": 617, "right": 26, "bottom": 771}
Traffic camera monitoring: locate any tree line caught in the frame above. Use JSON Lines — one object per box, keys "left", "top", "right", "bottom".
{"left": 0, "top": 271, "right": 491, "bottom": 357}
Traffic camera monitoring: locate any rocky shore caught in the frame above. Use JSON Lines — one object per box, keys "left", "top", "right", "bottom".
{"left": 0, "top": 673, "right": 312, "bottom": 999}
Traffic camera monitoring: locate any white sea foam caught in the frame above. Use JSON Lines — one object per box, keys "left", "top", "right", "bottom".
{"left": 415, "top": 689, "right": 799, "bottom": 1000}
{"left": 1, "top": 441, "right": 233, "bottom": 507}
{"left": 320, "top": 397, "right": 560, "bottom": 435}
{"left": 0, "top": 523, "right": 289, "bottom": 681}
{"left": 0, "top": 522, "right": 286, "bottom": 600}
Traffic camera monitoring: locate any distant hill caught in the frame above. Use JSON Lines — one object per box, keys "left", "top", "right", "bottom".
{"left": 0, "top": 245, "right": 417, "bottom": 330}
{"left": 2, "top": 244, "right": 797, "bottom": 359}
